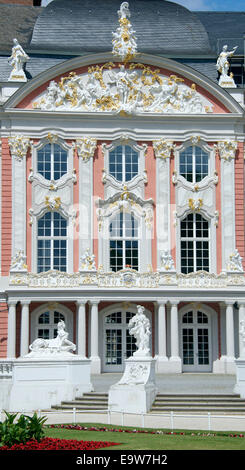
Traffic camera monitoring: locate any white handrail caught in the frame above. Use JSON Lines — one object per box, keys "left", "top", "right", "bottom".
{"left": 2, "top": 408, "right": 245, "bottom": 432}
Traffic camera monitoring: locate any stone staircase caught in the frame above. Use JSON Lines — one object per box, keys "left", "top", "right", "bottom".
{"left": 151, "top": 394, "right": 245, "bottom": 414}
{"left": 52, "top": 392, "right": 245, "bottom": 414}
{"left": 52, "top": 392, "right": 108, "bottom": 411}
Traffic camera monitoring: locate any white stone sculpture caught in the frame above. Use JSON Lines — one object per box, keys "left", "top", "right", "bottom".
{"left": 128, "top": 305, "right": 151, "bottom": 357}
{"left": 33, "top": 65, "right": 213, "bottom": 115}
{"left": 216, "top": 45, "right": 238, "bottom": 88}
{"left": 27, "top": 320, "right": 76, "bottom": 357}
{"left": 10, "top": 250, "right": 28, "bottom": 272}
{"left": 8, "top": 38, "right": 29, "bottom": 82}
{"left": 227, "top": 249, "right": 244, "bottom": 273}
{"left": 112, "top": 2, "right": 137, "bottom": 62}
{"left": 79, "top": 248, "right": 96, "bottom": 271}
{"left": 160, "top": 250, "right": 175, "bottom": 272}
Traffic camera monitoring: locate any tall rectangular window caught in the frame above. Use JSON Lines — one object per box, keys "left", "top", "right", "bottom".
{"left": 37, "top": 212, "right": 67, "bottom": 272}
{"left": 180, "top": 213, "right": 209, "bottom": 274}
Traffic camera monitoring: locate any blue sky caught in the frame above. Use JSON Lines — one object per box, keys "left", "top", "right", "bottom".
{"left": 41, "top": 0, "right": 245, "bottom": 9}
{"left": 169, "top": 0, "right": 245, "bottom": 10}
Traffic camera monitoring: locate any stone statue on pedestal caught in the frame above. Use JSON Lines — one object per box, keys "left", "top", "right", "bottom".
{"left": 216, "top": 45, "right": 238, "bottom": 88}
{"left": 128, "top": 305, "right": 151, "bottom": 357}
{"left": 8, "top": 38, "right": 29, "bottom": 82}
{"left": 27, "top": 320, "right": 76, "bottom": 356}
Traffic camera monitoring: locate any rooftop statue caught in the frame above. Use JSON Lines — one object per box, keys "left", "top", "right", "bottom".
{"left": 112, "top": 2, "right": 137, "bottom": 62}
{"left": 8, "top": 38, "right": 29, "bottom": 82}
{"left": 128, "top": 305, "right": 151, "bottom": 357}
{"left": 216, "top": 45, "right": 238, "bottom": 88}
{"left": 26, "top": 320, "right": 76, "bottom": 357}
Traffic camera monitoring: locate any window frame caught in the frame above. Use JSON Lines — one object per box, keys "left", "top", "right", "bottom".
{"left": 109, "top": 211, "right": 140, "bottom": 272}
{"left": 33, "top": 136, "right": 72, "bottom": 184}
{"left": 108, "top": 144, "right": 139, "bottom": 183}
{"left": 180, "top": 212, "right": 210, "bottom": 274}
{"left": 37, "top": 211, "right": 68, "bottom": 273}
{"left": 179, "top": 144, "right": 209, "bottom": 184}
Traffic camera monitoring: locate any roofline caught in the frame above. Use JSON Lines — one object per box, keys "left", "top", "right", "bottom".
{"left": 4, "top": 52, "right": 244, "bottom": 115}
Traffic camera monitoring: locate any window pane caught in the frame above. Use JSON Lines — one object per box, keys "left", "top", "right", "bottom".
{"left": 195, "top": 147, "right": 208, "bottom": 182}
{"left": 54, "top": 311, "right": 65, "bottom": 324}
{"left": 38, "top": 312, "right": 50, "bottom": 324}
{"left": 109, "top": 146, "right": 123, "bottom": 181}
{"left": 125, "top": 145, "right": 138, "bottom": 182}
{"left": 53, "top": 144, "right": 67, "bottom": 180}
{"left": 37, "top": 144, "right": 51, "bottom": 180}
{"left": 180, "top": 146, "right": 193, "bottom": 182}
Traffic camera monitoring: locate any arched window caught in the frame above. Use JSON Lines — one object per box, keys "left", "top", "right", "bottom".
{"left": 109, "top": 145, "right": 139, "bottom": 182}
{"left": 179, "top": 146, "right": 208, "bottom": 183}
{"left": 37, "top": 212, "right": 67, "bottom": 272}
{"left": 180, "top": 213, "right": 209, "bottom": 273}
{"left": 37, "top": 143, "right": 67, "bottom": 181}
{"left": 109, "top": 212, "right": 139, "bottom": 271}
{"left": 37, "top": 310, "right": 65, "bottom": 339}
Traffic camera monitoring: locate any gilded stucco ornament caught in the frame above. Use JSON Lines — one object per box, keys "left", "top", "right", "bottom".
{"left": 227, "top": 249, "right": 244, "bottom": 273}
{"left": 33, "top": 64, "right": 213, "bottom": 115}
{"left": 153, "top": 139, "right": 176, "bottom": 160}
{"left": 9, "top": 135, "right": 31, "bottom": 162}
{"left": 216, "top": 45, "right": 238, "bottom": 88}
{"left": 74, "top": 137, "right": 97, "bottom": 162}
{"left": 8, "top": 38, "right": 29, "bottom": 82}
{"left": 215, "top": 140, "right": 238, "bottom": 161}
{"left": 79, "top": 248, "right": 96, "bottom": 272}
{"left": 10, "top": 250, "right": 28, "bottom": 273}
{"left": 160, "top": 250, "right": 176, "bottom": 272}
{"left": 112, "top": 2, "right": 137, "bottom": 63}
{"left": 188, "top": 198, "right": 203, "bottom": 213}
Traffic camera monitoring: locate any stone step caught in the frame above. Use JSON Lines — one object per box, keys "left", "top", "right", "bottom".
{"left": 151, "top": 407, "right": 245, "bottom": 413}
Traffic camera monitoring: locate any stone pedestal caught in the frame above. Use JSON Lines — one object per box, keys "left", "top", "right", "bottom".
{"left": 234, "top": 359, "right": 245, "bottom": 397}
{"left": 108, "top": 357, "right": 157, "bottom": 414}
{"left": 8, "top": 355, "right": 92, "bottom": 411}
{"left": 218, "top": 74, "right": 236, "bottom": 88}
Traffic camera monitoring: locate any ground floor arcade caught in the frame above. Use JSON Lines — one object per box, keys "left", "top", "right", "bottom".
{"left": 3, "top": 291, "right": 245, "bottom": 375}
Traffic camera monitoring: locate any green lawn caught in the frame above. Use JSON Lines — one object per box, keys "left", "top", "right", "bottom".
{"left": 44, "top": 423, "right": 245, "bottom": 450}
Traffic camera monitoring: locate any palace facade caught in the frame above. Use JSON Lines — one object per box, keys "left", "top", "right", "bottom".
{"left": 0, "top": 0, "right": 245, "bottom": 375}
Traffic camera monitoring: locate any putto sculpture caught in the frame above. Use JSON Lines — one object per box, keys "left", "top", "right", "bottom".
{"left": 128, "top": 305, "right": 151, "bottom": 357}
{"left": 8, "top": 38, "right": 29, "bottom": 82}
{"left": 216, "top": 44, "right": 238, "bottom": 88}
{"left": 27, "top": 320, "right": 76, "bottom": 357}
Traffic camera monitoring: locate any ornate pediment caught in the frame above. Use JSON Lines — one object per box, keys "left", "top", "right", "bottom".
{"left": 32, "top": 63, "right": 213, "bottom": 116}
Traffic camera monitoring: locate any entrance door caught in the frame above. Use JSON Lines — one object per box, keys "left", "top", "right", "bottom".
{"left": 181, "top": 309, "right": 212, "bottom": 372}
{"left": 103, "top": 310, "right": 137, "bottom": 372}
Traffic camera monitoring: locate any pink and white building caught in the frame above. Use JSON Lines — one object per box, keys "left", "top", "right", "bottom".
{"left": 0, "top": 0, "right": 245, "bottom": 376}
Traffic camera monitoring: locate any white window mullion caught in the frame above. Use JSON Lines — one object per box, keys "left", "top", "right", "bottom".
{"left": 193, "top": 146, "right": 196, "bottom": 184}
{"left": 51, "top": 143, "right": 54, "bottom": 181}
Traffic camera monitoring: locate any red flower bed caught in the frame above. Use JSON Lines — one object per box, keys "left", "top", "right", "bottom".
{"left": 0, "top": 437, "right": 120, "bottom": 451}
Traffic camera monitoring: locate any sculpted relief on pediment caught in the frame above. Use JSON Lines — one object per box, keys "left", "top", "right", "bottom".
{"left": 32, "top": 63, "right": 213, "bottom": 115}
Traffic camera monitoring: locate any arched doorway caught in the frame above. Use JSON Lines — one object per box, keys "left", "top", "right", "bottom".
{"left": 101, "top": 305, "right": 152, "bottom": 372}
{"left": 31, "top": 303, "right": 74, "bottom": 344}
{"left": 180, "top": 306, "right": 212, "bottom": 372}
